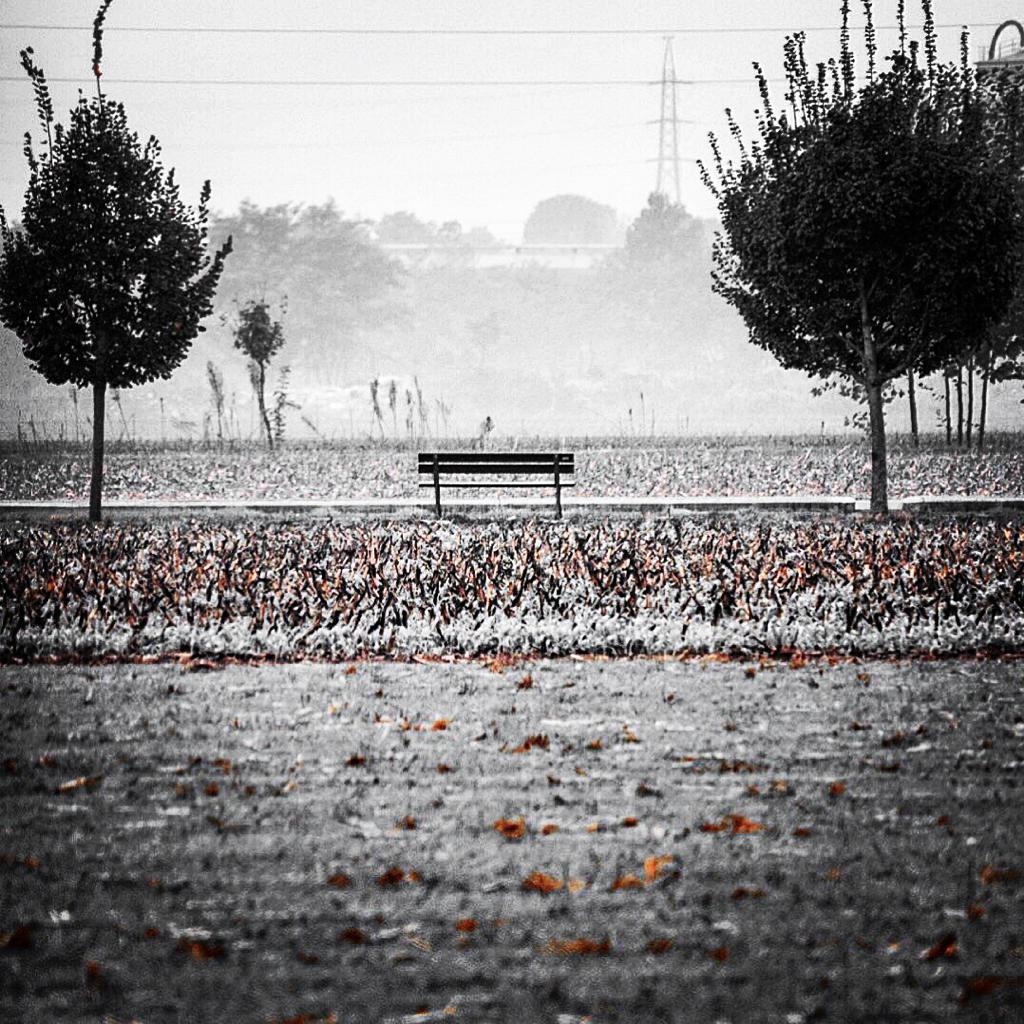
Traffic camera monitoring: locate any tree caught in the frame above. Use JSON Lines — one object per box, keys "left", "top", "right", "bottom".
{"left": 212, "top": 201, "right": 401, "bottom": 386}
{"left": 228, "top": 299, "right": 285, "bottom": 448}
{"left": 523, "top": 195, "right": 620, "bottom": 245}
{"left": 702, "top": 1, "right": 1024, "bottom": 510}
{"left": 0, "top": 1, "right": 231, "bottom": 519}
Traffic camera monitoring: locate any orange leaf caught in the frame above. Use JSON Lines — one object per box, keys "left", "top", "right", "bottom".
{"left": 397, "top": 815, "right": 417, "bottom": 830}
{"left": 326, "top": 873, "right": 351, "bottom": 889}
{"left": 493, "top": 817, "right": 526, "bottom": 841}
{"left": 647, "top": 938, "right": 674, "bottom": 954}
{"left": 522, "top": 871, "right": 563, "bottom": 894}
{"left": 344, "top": 666, "right": 357, "bottom": 676}
{"left": 586, "top": 739, "right": 603, "bottom": 751}
{"left": 377, "top": 866, "right": 411, "bottom": 887}
{"left": 436, "top": 763, "right": 451, "bottom": 774}
{"left": 967, "top": 903, "right": 986, "bottom": 920}
{"left": 644, "top": 855, "right": 675, "bottom": 883}
{"left": 337, "top": 927, "right": 366, "bottom": 945}
{"left": 828, "top": 781, "right": 847, "bottom": 797}
{"left": 204, "top": 782, "right": 220, "bottom": 797}
{"left": 517, "top": 674, "right": 534, "bottom": 690}
{"left": 542, "top": 937, "right": 610, "bottom": 955}
{"left": 621, "top": 816, "right": 639, "bottom": 828}
{"left": 710, "top": 946, "right": 730, "bottom": 962}
{"left": 567, "top": 878, "right": 587, "bottom": 893}
{"left": 793, "top": 827, "right": 813, "bottom": 838}
{"left": 921, "top": 932, "right": 958, "bottom": 960}
{"left": 345, "top": 755, "right": 366, "bottom": 768}
{"left": 585, "top": 822, "right": 603, "bottom": 833}
{"left": 455, "top": 918, "right": 477, "bottom": 933}
{"left": 56, "top": 775, "right": 102, "bottom": 794}
{"left": 177, "top": 938, "right": 226, "bottom": 960}
{"left": 431, "top": 719, "right": 450, "bottom": 732}
{"left": 727, "top": 815, "right": 765, "bottom": 834}
{"left": 610, "top": 874, "right": 644, "bottom": 891}
{"left": 731, "top": 886, "right": 765, "bottom": 900}
{"left": 623, "top": 726, "right": 640, "bottom": 743}
{"left": 699, "top": 821, "right": 727, "bottom": 833}
{"left": 540, "top": 823, "right": 559, "bottom": 836}
{"left": 509, "top": 734, "right": 549, "bottom": 754}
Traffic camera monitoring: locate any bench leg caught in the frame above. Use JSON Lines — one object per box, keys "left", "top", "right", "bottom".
{"left": 555, "top": 479, "right": 562, "bottom": 519}
{"left": 433, "top": 464, "right": 442, "bottom": 517}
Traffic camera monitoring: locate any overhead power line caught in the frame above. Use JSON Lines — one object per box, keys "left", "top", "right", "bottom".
{"left": 0, "top": 76, "right": 785, "bottom": 88}
{"left": 0, "top": 23, "right": 993, "bottom": 35}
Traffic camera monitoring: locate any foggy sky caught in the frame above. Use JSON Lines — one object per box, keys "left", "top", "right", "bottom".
{"left": 1, "top": 1, "right": 1020, "bottom": 237}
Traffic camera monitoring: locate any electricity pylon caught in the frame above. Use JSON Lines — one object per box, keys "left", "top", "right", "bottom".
{"left": 654, "top": 36, "right": 682, "bottom": 203}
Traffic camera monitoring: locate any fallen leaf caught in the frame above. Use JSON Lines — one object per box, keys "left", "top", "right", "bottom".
{"left": 610, "top": 874, "right": 644, "bottom": 891}
{"left": 430, "top": 719, "right": 450, "bottom": 732}
{"left": 980, "top": 865, "right": 1021, "bottom": 884}
{"left": 493, "top": 817, "right": 526, "bottom": 841}
{"left": 509, "top": 734, "right": 549, "bottom": 754}
{"left": 731, "top": 886, "right": 766, "bottom": 900}
{"left": 621, "top": 816, "right": 639, "bottom": 828}
{"left": 644, "top": 855, "right": 675, "bottom": 883}
{"left": 542, "top": 937, "right": 610, "bottom": 955}
{"left": 967, "top": 903, "right": 986, "bottom": 920}
{"left": 825, "top": 867, "right": 842, "bottom": 881}
{"left": 56, "top": 775, "right": 102, "bottom": 794}
{"left": 921, "top": 932, "right": 958, "bottom": 960}
{"left": 959, "top": 976, "right": 1006, "bottom": 1003}
{"left": 710, "top": 946, "right": 730, "bottom": 962}
{"left": 344, "top": 665, "right": 357, "bottom": 676}
{"left": 623, "top": 726, "right": 640, "bottom": 743}
{"left": 647, "top": 938, "right": 674, "bottom": 954}
{"left": 585, "top": 822, "right": 603, "bottom": 833}
{"left": 326, "top": 873, "right": 351, "bottom": 889}
{"left": 517, "top": 674, "right": 534, "bottom": 690}
{"left": 177, "top": 938, "right": 226, "bottom": 960}
{"left": 0, "top": 924, "right": 33, "bottom": 949}
{"left": 377, "top": 866, "right": 418, "bottom": 887}
{"left": 455, "top": 919, "right": 477, "bottom": 933}
{"left": 567, "top": 878, "right": 587, "bottom": 893}
{"left": 522, "top": 871, "right": 563, "bottom": 894}
{"left": 586, "top": 739, "right": 603, "bottom": 751}
{"left": 436, "top": 763, "right": 451, "bottom": 774}
{"left": 337, "top": 927, "right": 366, "bottom": 945}
{"left": 828, "top": 781, "right": 847, "bottom": 797}
{"left": 397, "top": 815, "right": 417, "bottom": 830}
{"left": 204, "top": 783, "right": 220, "bottom": 797}
{"left": 345, "top": 755, "right": 366, "bottom": 768}
{"left": 793, "top": 827, "right": 813, "bottom": 838}
{"left": 540, "top": 823, "right": 559, "bottom": 836}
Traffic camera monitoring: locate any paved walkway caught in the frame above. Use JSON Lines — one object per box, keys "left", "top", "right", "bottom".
{"left": 2, "top": 495, "right": 1023, "bottom": 516}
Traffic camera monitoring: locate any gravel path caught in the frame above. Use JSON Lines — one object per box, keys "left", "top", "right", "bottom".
{"left": 2, "top": 658, "right": 1023, "bottom": 1022}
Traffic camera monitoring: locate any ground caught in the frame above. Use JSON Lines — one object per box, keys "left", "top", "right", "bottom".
{"left": 3, "top": 657, "right": 1023, "bottom": 1023}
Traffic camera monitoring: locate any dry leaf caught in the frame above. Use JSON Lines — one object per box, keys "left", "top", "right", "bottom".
{"left": 644, "top": 855, "right": 675, "bottom": 883}
{"left": 610, "top": 874, "right": 645, "bottom": 891}
{"left": 540, "top": 823, "right": 559, "bottom": 836}
{"left": 431, "top": 719, "right": 450, "bottom": 731}
{"left": 567, "top": 878, "right": 587, "bottom": 893}
{"left": 647, "top": 938, "right": 674, "bottom": 954}
{"left": 326, "top": 873, "right": 351, "bottom": 889}
{"left": 493, "top": 817, "right": 526, "bottom": 841}
{"left": 710, "top": 946, "right": 730, "bottom": 962}
{"left": 177, "top": 938, "right": 226, "bottom": 960}
{"left": 980, "top": 865, "right": 1021, "bottom": 884}
{"left": 621, "top": 816, "right": 639, "bottom": 828}
{"left": 455, "top": 919, "right": 477, "bottom": 933}
{"left": 517, "top": 674, "right": 534, "bottom": 690}
{"left": 397, "top": 815, "right": 417, "bottom": 830}
{"left": 509, "top": 734, "right": 549, "bottom": 754}
{"left": 345, "top": 755, "right": 366, "bottom": 768}
{"left": 542, "top": 937, "right": 610, "bottom": 955}
{"left": 828, "top": 781, "right": 847, "bottom": 797}
{"left": 337, "top": 927, "right": 366, "bottom": 945}
{"left": 56, "top": 775, "right": 102, "bottom": 794}
{"left": 921, "top": 932, "right": 958, "bottom": 960}
{"left": 522, "top": 871, "right": 563, "bottom": 894}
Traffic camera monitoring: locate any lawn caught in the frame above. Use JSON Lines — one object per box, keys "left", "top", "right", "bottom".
{"left": 2, "top": 658, "right": 1023, "bottom": 1023}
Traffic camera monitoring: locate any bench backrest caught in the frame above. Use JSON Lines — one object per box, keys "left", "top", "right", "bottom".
{"left": 418, "top": 452, "right": 574, "bottom": 476}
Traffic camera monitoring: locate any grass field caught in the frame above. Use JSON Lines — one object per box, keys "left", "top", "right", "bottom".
{"left": 2, "top": 658, "right": 1023, "bottom": 1023}
{"left": 2, "top": 434, "right": 1023, "bottom": 501}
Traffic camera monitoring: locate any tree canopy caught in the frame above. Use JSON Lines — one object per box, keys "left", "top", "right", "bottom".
{"left": 522, "top": 194, "right": 620, "bottom": 245}
{"left": 0, "top": 2, "right": 230, "bottom": 518}
{"left": 701, "top": 0, "right": 1024, "bottom": 509}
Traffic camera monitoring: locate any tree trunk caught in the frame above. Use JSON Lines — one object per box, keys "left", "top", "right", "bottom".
{"left": 257, "top": 362, "right": 273, "bottom": 449}
{"left": 89, "top": 380, "right": 106, "bottom": 522}
{"left": 955, "top": 364, "right": 964, "bottom": 446}
{"left": 907, "top": 369, "right": 919, "bottom": 447}
{"left": 859, "top": 281, "right": 888, "bottom": 513}
{"left": 943, "top": 373, "right": 952, "bottom": 446}
{"left": 979, "top": 346, "right": 991, "bottom": 452}
{"left": 966, "top": 356, "right": 975, "bottom": 448}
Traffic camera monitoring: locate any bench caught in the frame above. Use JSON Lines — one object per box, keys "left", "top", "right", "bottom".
{"left": 418, "top": 452, "right": 575, "bottom": 518}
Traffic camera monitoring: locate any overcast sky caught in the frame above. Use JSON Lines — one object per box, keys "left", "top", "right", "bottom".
{"left": 1, "top": 1, "right": 1021, "bottom": 239}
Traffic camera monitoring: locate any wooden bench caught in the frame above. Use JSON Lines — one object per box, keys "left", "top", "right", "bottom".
{"left": 418, "top": 452, "right": 575, "bottom": 518}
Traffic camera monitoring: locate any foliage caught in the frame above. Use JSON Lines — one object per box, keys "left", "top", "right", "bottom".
{"left": 228, "top": 298, "right": 285, "bottom": 448}
{"left": 0, "top": 1, "right": 230, "bottom": 519}
{"left": 701, "top": 0, "right": 1024, "bottom": 509}
{"left": 522, "top": 194, "right": 620, "bottom": 245}
{"left": 211, "top": 201, "right": 402, "bottom": 383}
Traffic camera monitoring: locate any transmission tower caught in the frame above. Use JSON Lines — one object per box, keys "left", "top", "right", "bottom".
{"left": 654, "top": 36, "right": 682, "bottom": 203}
